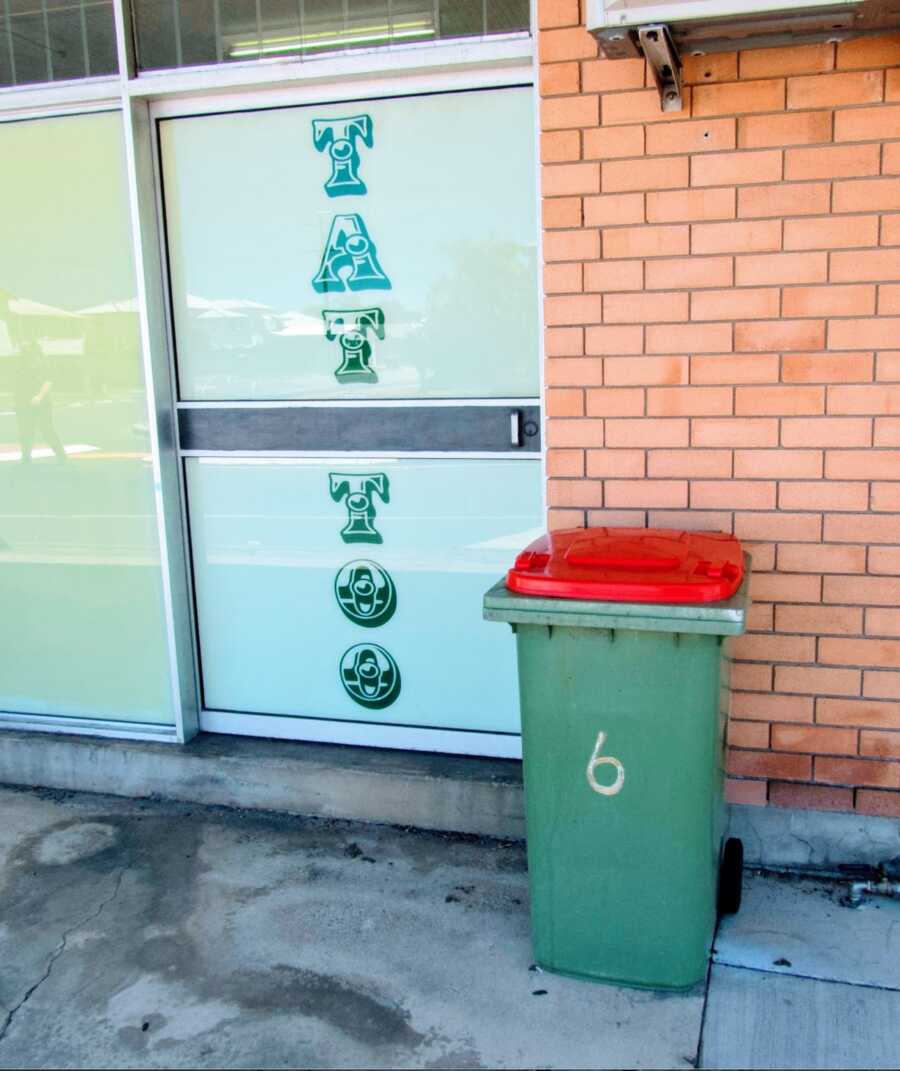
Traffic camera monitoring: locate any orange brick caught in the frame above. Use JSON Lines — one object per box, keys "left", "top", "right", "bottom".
{"left": 602, "top": 156, "right": 689, "bottom": 193}
{"left": 549, "top": 508, "right": 585, "bottom": 530}
{"left": 585, "top": 387, "right": 644, "bottom": 416}
{"left": 872, "top": 482, "right": 900, "bottom": 511}
{"left": 783, "top": 417, "right": 871, "bottom": 447}
{"left": 538, "top": 0, "right": 580, "bottom": 29}
{"left": 769, "top": 781, "right": 853, "bottom": 811}
{"left": 540, "top": 61, "right": 580, "bottom": 96}
{"left": 692, "top": 479, "right": 775, "bottom": 509}
{"left": 816, "top": 756, "right": 900, "bottom": 788}
{"left": 584, "top": 324, "right": 643, "bottom": 355}
{"left": 692, "top": 219, "right": 782, "bottom": 255}
{"left": 833, "top": 177, "right": 900, "bottom": 213}
{"left": 603, "top": 224, "right": 689, "bottom": 259}
{"left": 725, "top": 778, "right": 768, "bottom": 805}
{"left": 788, "top": 70, "right": 883, "bottom": 109}
{"left": 683, "top": 52, "right": 738, "bottom": 84}
{"left": 784, "top": 216, "right": 880, "bottom": 250}
{"left": 604, "top": 355, "right": 688, "bottom": 386}
{"left": 818, "top": 697, "right": 900, "bottom": 728}
{"left": 773, "top": 724, "right": 857, "bottom": 755}
{"left": 546, "top": 418, "right": 604, "bottom": 447}
{"left": 547, "top": 478, "right": 604, "bottom": 508}
{"left": 879, "top": 285, "right": 900, "bottom": 314}
{"left": 547, "top": 448, "right": 585, "bottom": 477}
{"left": 646, "top": 188, "right": 736, "bottom": 224}
{"left": 869, "top": 547, "right": 900, "bottom": 574}
{"left": 734, "top": 632, "right": 815, "bottom": 662}
{"left": 735, "top": 320, "right": 826, "bottom": 352}
{"left": 877, "top": 353, "right": 900, "bottom": 381}
{"left": 583, "top": 259, "right": 644, "bottom": 292}
{"left": 543, "top": 162, "right": 600, "bottom": 196}
{"left": 736, "top": 252, "right": 827, "bottom": 285}
{"left": 783, "top": 285, "right": 876, "bottom": 318}
{"left": 546, "top": 388, "right": 585, "bottom": 417}
{"left": 889, "top": 68, "right": 900, "bottom": 101}
{"left": 883, "top": 214, "right": 900, "bottom": 244}
{"left": 646, "top": 387, "right": 733, "bottom": 417}
{"left": 824, "top": 512, "right": 899, "bottom": 543}
{"left": 824, "top": 575, "right": 900, "bottom": 604}
{"left": 867, "top": 608, "right": 900, "bottom": 636}
{"left": 836, "top": 33, "right": 900, "bottom": 69}
{"left": 779, "top": 480, "right": 868, "bottom": 511}
{"left": 539, "top": 26, "right": 598, "bottom": 63}
{"left": 820, "top": 636, "right": 900, "bottom": 667}
{"left": 691, "top": 354, "right": 780, "bottom": 384}
{"left": 829, "top": 318, "right": 900, "bottom": 350}
{"left": 546, "top": 357, "right": 604, "bottom": 386}
{"left": 732, "top": 662, "right": 776, "bottom": 690}
{"left": 694, "top": 79, "right": 785, "bottom": 117}
{"left": 738, "top": 110, "right": 832, "bottom": 149}
{"left": 834, "top": 104, "right": 900, "bottom": 142}
{"left": 544, "top": 294, "right": 604, "bottom": 326}
{"left": 728, "top": 749, "right": 811, "bottom": 780}
{"left": 544, "top": 229, "right": 600, "bottom": 262}
{"left": 692, "top": 150, "right": 783, "bottom": 189}
{"left": 777, "top": 543, "right": 866, "bottom": 573}
{"left": 605, "top": 418, "right": 689, "bottom": 447}
{"left": 647, "top": 448, "right": 732, "bottom": 476}
{"left": 732, "top": 691, "right": 813, "bottom": 722}
{"left": 884, "top": 143, "right": 900, "bottom": 175}
{"left": 738, "top": 182, "right": 829, "bottom": 218}
{"left": 784, "top": 142, "right": 881, "bottom": 180}
{"left": 581, "top": 57, "right": 646, "bottom": 93}
{"left": 541, "top": 95, "right": 599, "bottom": 131}
{"left": 543, "top": 197, "right": 583, "bottom": 229}
{"left": 830, "top": 249, "right": 900, "bottom": 281}
{"left": 782, "top": 352, "right": 874, "bottom": 382}
{"left": 776, "top": 604, "right": 863, "bottom": 634}
{"left": 585, "top": 448, "right": 645, "bottom": 477}
{"left": 586, "top": 508, "right": 647, "bottom": 527}
{"left": 645, "top": 256, "right": 733, "bottom": 290}
{"left": 864, "top": 670, "right": 900, "bottom": 699}
{"left": 541, "top": 130, "right": 581, "bottom": 163}
{"left": 602, "top": 88, "right": 692, "bottom": 126}
{"left": 605, "top": 479, "right": 688, "bottom": 508}
{"left": 646, "top": 322, "right": 733, "bottom": 353}
{"left": 856, "top": 789, "right": 900, "bottom": 818}
{"left": 776, "top": 664, "right": 860, "bottom": 696}
{"left": 648, "top": 509, "right": 732, "bottom": 531}
{"left": 646, "top": 117, "right": 736, "bottom": 156}
{"left": 692, "top": 417, "right": 779, "bottom": 447}
{"left": 729, "top": 720, "right": 770, "bottom": 749}
{"left": 735, "top": 385, "right": 824, "bottom": 415}
{"left": 828, "top": 383, "right": 900, "bottom": 414}
{"left": 734, "top": 449, "right": 822, "bottom": 478}
{"left": 741, "top": 42, "right": 835, "bottom": 78}
{"left": 545, "top": 327, "right": 584, "bottom": 356}
{"left": 583, "top": 192, "right": 644, "bottom": 226}
{"left": 544, "top": 262, "right": 583, "bottom": 294}
{"left": 604, "top": 291, "right": 688, "bottom": 324}
{"left": 582, "top": 124, "right": 644, "bottom": 161}
{"left": 750, "top": 556, "right": 823, "bottom": 584}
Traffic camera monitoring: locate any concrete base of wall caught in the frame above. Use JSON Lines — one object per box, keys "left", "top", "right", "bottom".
{"left": 0, "top": 729, "right": 897, "bottom": 868}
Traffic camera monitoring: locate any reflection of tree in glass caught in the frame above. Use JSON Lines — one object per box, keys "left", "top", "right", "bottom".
{"left": 423, "top": 240, "right": 537, "bottom": 388}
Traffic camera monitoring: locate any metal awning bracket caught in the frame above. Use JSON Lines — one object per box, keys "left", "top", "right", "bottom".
{"left": 637, "top": 24, "right": 684, "bottom": 112}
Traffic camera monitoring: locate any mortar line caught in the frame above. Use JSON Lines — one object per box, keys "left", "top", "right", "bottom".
{"left": 710, "top": 959, "right": 900, "bottom": 994}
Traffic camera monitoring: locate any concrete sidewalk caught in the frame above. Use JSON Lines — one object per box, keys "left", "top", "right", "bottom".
{"left": 0, "top": 785, "right": 897, "bottom": 1069}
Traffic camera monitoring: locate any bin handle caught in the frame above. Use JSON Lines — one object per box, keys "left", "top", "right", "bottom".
{"left": 586, "top": 731, "right": 625, "bottom": 797}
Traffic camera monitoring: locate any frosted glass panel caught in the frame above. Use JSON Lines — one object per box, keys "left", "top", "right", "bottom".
{"left": 186, "top": 457, "right": 542, "bottom": 733}
{"left": 161, "top": 86, "right": 538, "bottom": 402}
{"left": 0, "top": 112, "right": 174, "bottom": 725}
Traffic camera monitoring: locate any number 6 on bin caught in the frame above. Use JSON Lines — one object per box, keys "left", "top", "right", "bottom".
{"left": 586, "top": 731, "right": 625, "bottom": 797}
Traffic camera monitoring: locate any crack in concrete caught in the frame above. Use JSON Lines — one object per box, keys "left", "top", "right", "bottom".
{"left": 0, "top": 865, "right": 128, "bottom": 1046}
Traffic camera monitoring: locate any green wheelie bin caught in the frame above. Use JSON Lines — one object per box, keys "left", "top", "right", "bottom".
{"left": 483, "top": 526, "right": 750, "bottom": 991}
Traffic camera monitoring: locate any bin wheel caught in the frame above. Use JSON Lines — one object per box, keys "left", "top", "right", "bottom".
{"left": 718, "top": 838, "right": 743, "bottom": 916}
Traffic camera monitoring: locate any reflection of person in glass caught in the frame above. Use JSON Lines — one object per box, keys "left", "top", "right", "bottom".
{"left": 13, "top": 342, "right": 66, "bottom": 464}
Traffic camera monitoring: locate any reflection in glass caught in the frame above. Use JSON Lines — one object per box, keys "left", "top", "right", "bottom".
{"left": 0, "top": 1, "right": 117, "bottom": 87}
{"left": 0, "top": 112, "right": 173, "bottom": 724}
{"left": 132, "top": 0, "right": 528, "bottom": 71}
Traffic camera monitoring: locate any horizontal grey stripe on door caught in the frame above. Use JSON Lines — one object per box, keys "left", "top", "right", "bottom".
{"left": 178, "top": 405, "right": 542, "bottom": 454}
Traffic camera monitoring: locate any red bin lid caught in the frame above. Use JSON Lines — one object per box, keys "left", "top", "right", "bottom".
{"left": 506, "top": 527, "right": 744, "bottom": 604}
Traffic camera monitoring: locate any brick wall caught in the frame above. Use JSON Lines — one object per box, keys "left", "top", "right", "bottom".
{"left": 538, "top": 2, "right": 900, "bottom": 816}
